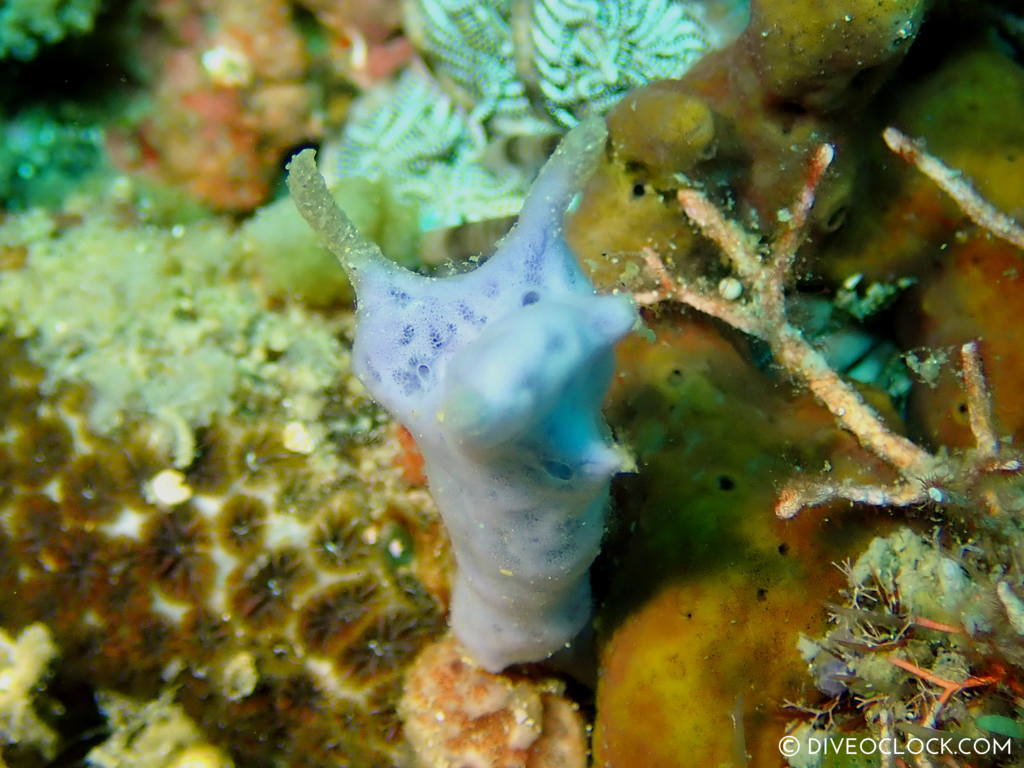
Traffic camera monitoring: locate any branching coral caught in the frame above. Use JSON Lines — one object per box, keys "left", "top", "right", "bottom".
{"left": 882, "top": 126, "right": 1024, "bottom": 252}
{"left": 638, "top": 131, "right": 1024, "bottom": 521}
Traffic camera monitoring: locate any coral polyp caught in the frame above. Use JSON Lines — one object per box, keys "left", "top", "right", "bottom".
{"left": 0, "top": 203, "right": 445, "bottom": 764}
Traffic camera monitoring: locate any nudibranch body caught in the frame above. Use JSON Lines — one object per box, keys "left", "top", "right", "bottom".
{"left": 288, "top": 118, "right": 635, "bottom": 671}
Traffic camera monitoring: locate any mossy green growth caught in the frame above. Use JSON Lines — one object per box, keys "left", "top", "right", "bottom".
{"left": 0, "top": 195, "right": 354, "bottom": 467}
{"left": 0, "top": 0, "right": 102, "bottom": 61}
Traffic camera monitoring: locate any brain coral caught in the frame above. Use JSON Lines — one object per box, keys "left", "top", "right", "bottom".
{"left": 0, "top": 200, "right": 448, "bottom": 766}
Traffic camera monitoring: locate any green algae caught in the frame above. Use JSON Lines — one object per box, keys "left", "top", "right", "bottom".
{"left": 0, "top": 197, "right": 359, "bottom": 467}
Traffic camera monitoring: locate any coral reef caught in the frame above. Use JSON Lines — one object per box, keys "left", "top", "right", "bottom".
{"left": 789, "top": 527, "right": 1024, "bottom": 765}
{"left": 519, "top": 0, "right": 716, "bottom": 127}
{"left": 0, "top": 0, "right": 101, "bottom": 61}
{"left": 295, "top": 0, "right": 410, "bottom": 87}
{"left": 400, "top": 634, "right": 586, "bottom": 768}
{"left": 0, "top": 108, "right": 106, "bottom": 210}
{"left": 0, "top": 194, "right": 447, "bottom": 765}
{"left": 638, "top": 139, "right": 1022, "bottom": 521}
{"left": 109, "top": 0, "right": 320, "bottom": 211}
{"left": 0, "top": 625, "right": 58, "bottom": 760}
{"left": 0, "top": 197, "right": 352, "bottom": 467}
{"left": 746, "top": 0, "right": 923, "bottom": 110}
{"left": 405, "top": 0, "right": 721, "bottom": 131}
{"left": 317, "top": 0, "right": 746, "bottom": 258}
{"left": 240, "top": 173, "right": 421, "bottom": 308}
{"left": 88, "top": 690, "right": 234, "bottom": 768}
{"left": 3, "top": 0, "right": 1024, "bottom": 766}
{"left": 321, "top": 66, "right": 531, "bottom": 234}
{"left": 571, "top": 0, "right": 929, "bottom": 270}
{"left": 592, "top": 314, "right": 894, "bottom": 767}
{"left": 564, "top": 2, "right": 1024, "bottom": 766}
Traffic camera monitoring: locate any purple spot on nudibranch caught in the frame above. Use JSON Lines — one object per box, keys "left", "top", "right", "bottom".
{"left": 388, "top": 287, "right": 412, "bottom": 306}
{"left": 457, "top": 302, "right": 485, "bottom": 325}
{"left": 407, "top": 355, "right": 433, "bottom": 379}
{"left": 483, "top": 281, "right": 499, "bottom": 299}
{"left": 394, "top": 368, "right": 422, "bottom": 395}
{"left": 542, "top": 460, "right": 573, "bottom": 481}
{"left": 525, "top": 248, "right": 541, "bottom": 269}
{"left": 523, "top": 244, "right": 543, "bottom": 279}
{"left": 563, "top": 260, "right": 580, "bottom": 284}
{"left": 545, "top": 334, "right": 565, "bottom": 353}
{"left": 428, "top": 323, "right": 457, "bottom": 351}
{"left": 399, "top": 325, "right": 415, "bottom": 345}
{"left": 522, "top": 291, "right": 540, "bottom": 306}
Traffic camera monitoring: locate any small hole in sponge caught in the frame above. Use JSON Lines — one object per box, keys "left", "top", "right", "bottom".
{"left": 543, "top": 460, "right": 573, "bottom": 481}
{"left": 522, "top": 291, "right": 540, "bottom": 306}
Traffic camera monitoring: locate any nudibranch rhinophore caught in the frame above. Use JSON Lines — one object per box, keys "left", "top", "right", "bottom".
{"left": 287, "top": 118, "right": 635, "bottom": 672}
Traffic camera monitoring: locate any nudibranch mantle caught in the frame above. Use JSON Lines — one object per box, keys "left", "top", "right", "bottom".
{"left": 287, "top": 118, "right": 635, "bottom": 672}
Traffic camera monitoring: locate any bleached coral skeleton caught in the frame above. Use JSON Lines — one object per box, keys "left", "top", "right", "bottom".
{"left": 637, "top": 129, "right": 1024, "bottom": 520}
